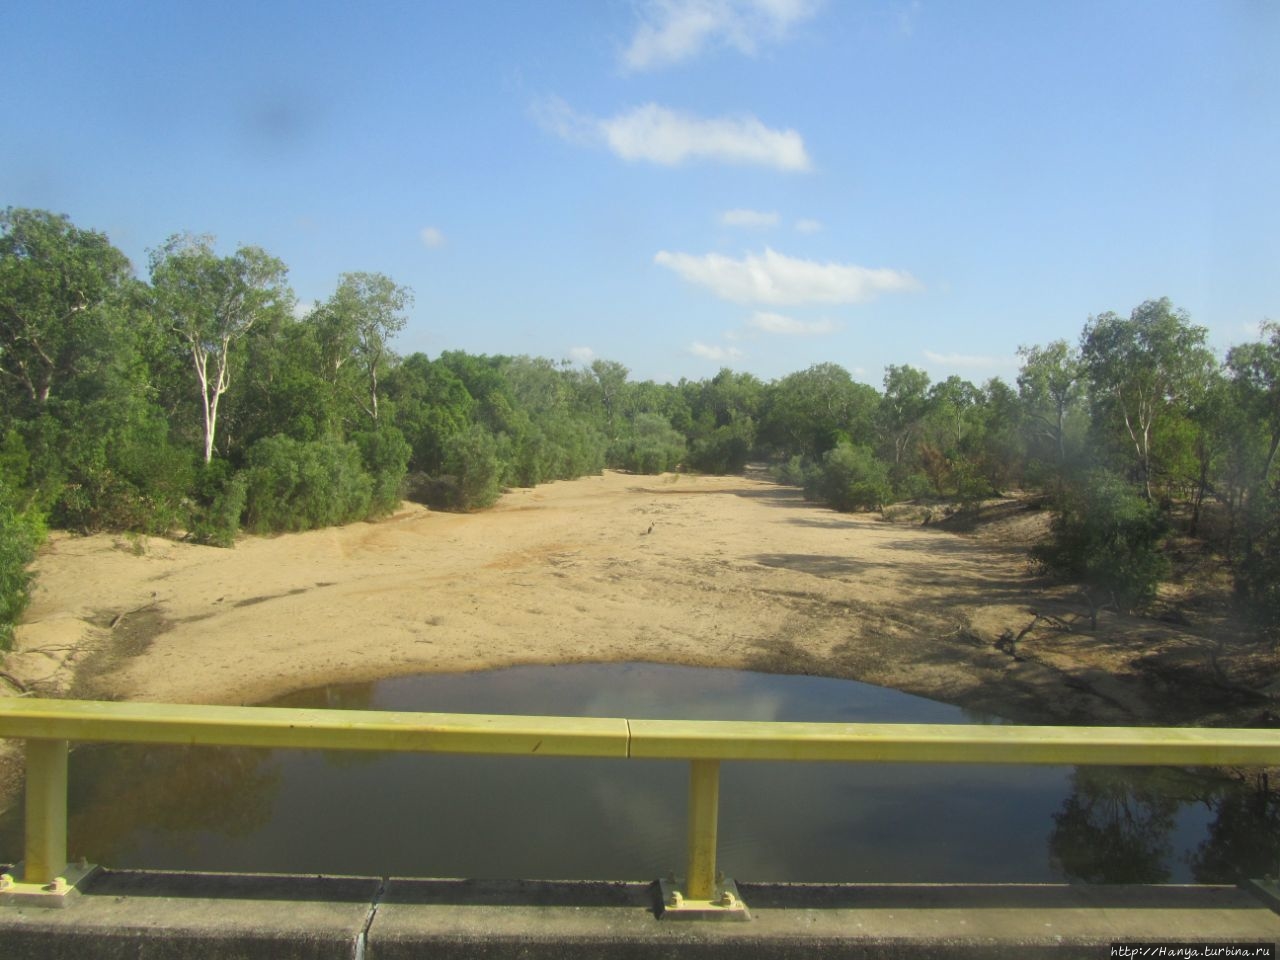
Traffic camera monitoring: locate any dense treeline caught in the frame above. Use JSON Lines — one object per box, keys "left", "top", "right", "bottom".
{"left": 2, "top": 208, "right": 1278, "bottom": 648}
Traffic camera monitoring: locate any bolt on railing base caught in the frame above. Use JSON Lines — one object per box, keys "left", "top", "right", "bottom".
{"left": 656, "top": 877, "right": 750, "bottom": 921}
{"left": 0, "top": 861, "right": 100, "bottom": 908}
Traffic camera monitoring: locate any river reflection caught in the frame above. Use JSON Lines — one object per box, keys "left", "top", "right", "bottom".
{"left": 0, "top": 663, "right": 1272, "bottom": 882}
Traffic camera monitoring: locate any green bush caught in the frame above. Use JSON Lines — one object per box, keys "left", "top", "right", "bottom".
{"left": 773, "top": 454, "right": 809, "bottom": 487}
{"left": 893, "top": 469, "right": 935, "bottom": 502}
{"left": 354, "top": 427, "right": 411, "bottom": 516}
{"left": 687, "top": 419, "right": 754, "bottom": 474}
{"left": 1031, "top": 470, "right": 1170, "bottom": 615}
{"left": 952, "top": 457, "right": 995, "bottom": 515}
{"left": 611, "top": 413, "right": 686, "bottom": 474}
{"left": 442, "top": 423, "right": 503, "bottom": 510}
{"left": 39, "top": 409, "right": 194, "bottom": 535}
{"left": 190, "top": 463, "right": 247, "bottom": 547}
{"left": 242, "top": 435, "right": 373, "bottom": 533}
{"left": 806, "top": 442, "right": 893, "bottom": 512}
{"left": 0, "top": 482, "right": 43, "bottom": 650}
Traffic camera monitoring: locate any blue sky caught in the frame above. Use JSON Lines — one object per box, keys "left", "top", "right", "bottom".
{"left": 4, "top": 1, "right": 1277, "bottom": 385}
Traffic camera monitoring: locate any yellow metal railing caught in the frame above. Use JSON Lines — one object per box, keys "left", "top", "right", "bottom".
{"left": 2, "top": 697, "right": 1280, "bottom": 910}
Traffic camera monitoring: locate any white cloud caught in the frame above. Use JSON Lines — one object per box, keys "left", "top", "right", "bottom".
{"left": 291, "top": 299, "right": 317, "bottom": 320}
{"left": 654, "top": 247, "right": 919, "bottom": 305}
{"left": 623, "top": 0, "right": 820, "bottom": 72}
{"left": 535, "top": 98, "right": 811, "bottom": 172}
{"left": 721, "top": 208, "right": 780, "bottom": 228}
{"left": 923, "top": 350, "right": 1015, "bottom": 370}
{"left": 601, "top": 104, "right": 810, "bottom": 171}
{"left": 689, "top": 341, "right": 745, "bottom": 361}
{"left": 794, "top": 217, "right": 823, "bottom": 233}
{"left": 747, "top": 311, "right": 838, "bottom": 335}
{"left": 420, "top": 226, "right": 445, "bottom": 248}
{"left": 569, "top": 346, "right": 596, "bottom": 364}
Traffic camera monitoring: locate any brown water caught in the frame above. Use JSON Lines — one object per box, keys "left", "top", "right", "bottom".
{"left": 1, "top": 663, "right": 1274, "bottom": 883}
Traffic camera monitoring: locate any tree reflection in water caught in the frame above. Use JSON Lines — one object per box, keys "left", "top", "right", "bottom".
{"left": 3, "top": 743, "right": 283, "bottom": 867}
{"left": 1190, "top": 773, "right": 1280, "bottom": 884}
{"left": 1049, "top": 767, "right": 1180, "bottom": 883}
{"left": 1049, "top": 766, "right": 1280, "bottom": 884}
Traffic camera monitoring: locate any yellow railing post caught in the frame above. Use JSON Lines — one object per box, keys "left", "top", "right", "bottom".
{"left": 24, "top": 738, "right": 68, "bottom": 885}
{"left": 686, "top": 758, "right": 719, "bottom": 901}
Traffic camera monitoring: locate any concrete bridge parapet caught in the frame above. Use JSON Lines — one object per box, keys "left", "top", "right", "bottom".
{"left": 2, "top": 869, "right": 1279, "bottom": 959}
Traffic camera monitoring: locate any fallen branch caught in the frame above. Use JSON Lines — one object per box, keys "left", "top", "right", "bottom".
{"left": 110, "top": 594, "right": 159, "bottom": 629}
{"left": 0, "top": 671, "right": 29, "bottom": 694}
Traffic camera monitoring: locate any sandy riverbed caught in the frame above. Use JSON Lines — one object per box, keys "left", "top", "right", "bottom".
{"left": 2, "top": 470, "right": 1275, "bottom": 810}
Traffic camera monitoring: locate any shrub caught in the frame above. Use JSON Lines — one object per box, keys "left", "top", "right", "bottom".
{"left": 687, "top": 419, "right": 754, "bottom": 474}
{"left": 442, "top": 424, "right": 503, "bottom": 510}
{"left": 44, "top": 411, "right": 194, "bottom": 535}
{"left": 354, "top": 427, "right": 411, "bottom": 517}
{"left": 242, "top": 435, "right": 373, "bottom": 533}
{"left": 611, "top": 413, "right": 686, "bottom": 474}
{"left": 0, "top": 482, "right": 43, "bottom": 650}
{"left": 806, "top": 442, "right": 893, "bottom": 512}
{"left": 773, "top": 454, "right": 809, "bottom": 487}
{"left": 952, "top": 457, "right": 995, "bottom": 516}
{"left": 1031, "top": 470, "right": 1170, "bottom": 618}
{"left": 190, "top": 464, "right": 247, "bottom": 547}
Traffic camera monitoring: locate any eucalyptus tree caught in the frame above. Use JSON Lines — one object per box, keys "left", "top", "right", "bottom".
{"left": 0, "top": 208, "right": 133, "bottom": 413}
{"left": 1080, "top": 299, "right": 1214, "bottom": 500}
{"left": 760, "top": 362, "right": 877, "bottom": 460}
{"left": 1017, "top": 339, "right": 1083, "bottom": 473}
{"left": 1224, "top": 322, "right": 1280, "bottom": 626}
{"left": 682, "top": 368, "right": 763, "bottom": 473}
{"left": 879, "top": 364, "right": 931, "bottom": 468}
{"left": 313, "top": 272, "right": 412, "bottom": 426}
{"left": 976, "top": 377, "right": 1025, "bottom": 491}
{"left": 149, "top": 235, "right": 291, "bottom": 463}
{"left": 926, "top": 375, "right": 982, "bottom": 450}
{"left": 386, "top": 353, "right": 475, "bottom": 474}
{"left": 1226, "top": 321, "right": 1280, "bottom": 498}
{"left": 586, "top": 358, "right": 630, "bottom": 442}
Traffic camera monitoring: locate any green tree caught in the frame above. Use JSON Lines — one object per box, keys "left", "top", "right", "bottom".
{"left": 1226, "top": 321, "right": 1280, "bottom": 500}
{"left": 585, "top": 358, "right": 630, "bottom": 442}
{"left": 149, "top": 236, "right": 291, "bottom": 463}
{"left": 1031, "top": 470, "right": 1170, "bottom": 623}
{"left": 760, "top": 363, "right": 878, "bottom": 460}
{"left": 1223, "top": 323, "right": 1280, "bottom": 629}
{"left": 805, "top": 442, "right": 892, "bottom": 512}
{"left": 1017, "top": 339, "right": 1083, "bottom": 475}
{"left": 388, "top": 353, "right": 476, "bottom": 474}
{"left": 0, "top": 480, "right": 43, "bottom": 649}
{"left": 1080, "top": 299, "right": 1214, "bottom": 500}
{"left": 876, "top": 364, "right": 932, "bottom": 499}
{"left": 613, "top": 412, "right": 686, "bottom": 473}
{"left": 974, "top": 377, "right": 1025, "bottom": 492}
{"left": 313, "top": 272, "right": 411, "bottom": 425}
{"left": 443, "top": 422, "right": 503, "bottom": 510}
{"left": 241, "top": 434, "right": 372, "bottom": 533}
{"left": 0, "top": 208, "right": 133, "bottom": 413}
{"left": 681, "top": 368, "right": 762, "bottom": 473}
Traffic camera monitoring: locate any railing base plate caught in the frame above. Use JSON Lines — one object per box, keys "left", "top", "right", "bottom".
{"left": 657, "top": 877, "right": 751, "bottom": 920}
{"left": 0, "top": 861, "right": 100, "bottom": 908}
{"left": 1246, "top": 878, "right": 1280, "bottom": 915}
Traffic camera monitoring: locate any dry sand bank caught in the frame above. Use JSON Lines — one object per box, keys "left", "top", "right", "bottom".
{"left": 3, "top": 470, "right": 1276, "bottom": 809}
